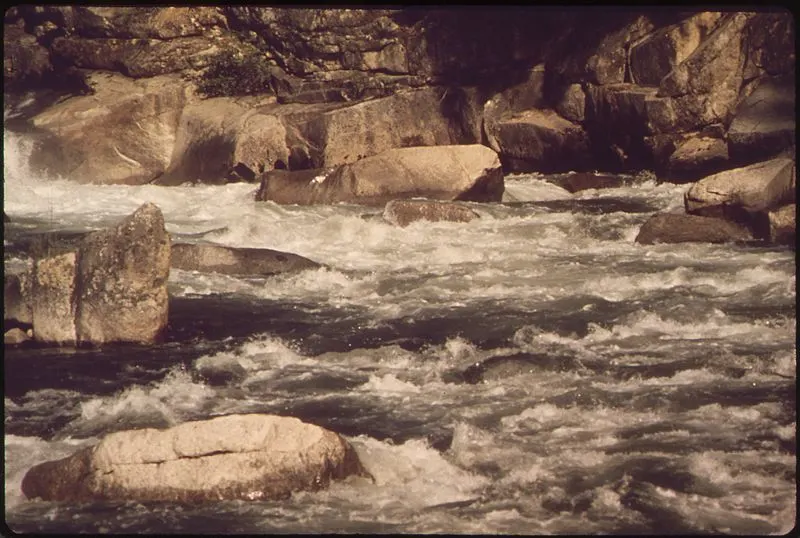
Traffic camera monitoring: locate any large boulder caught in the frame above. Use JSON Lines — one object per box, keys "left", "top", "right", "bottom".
{"left": 382, "top": 199, "right": 480, "bottom": 227}
{"left": 154, "top": 96, "right": 288, "bottom": 186}
{"left": 635, "top": 213, "right": 754, "bottom": 245}
{"left": 629, "top": 12, "right": 724, "bottom": 86}
{"left": 255, "top": 145, "right": 504, "bottom": 206}
{"left": 21, "top": 414, "right": 368, "bottom": 502}
{"left": 727, "top": 76, "right": 795, "bottom": 165}
{"left": 29, "top": 72, "right": 194, "bottom": 184}
{"left": 171, "top": 243, "right": 321, "bottom": 276}
{"left": 74, "top": 202, "right": 170, "bottom": 345}
{"left": 491, "top": 108, "right": 591, "bottom": 173}
{"left": 666, "top": 134, "right": 729, "bottom": 182}
{"left": 30, "top": 252, "right": 77, "bottom": 345}
{"left": 684, "top": 157, "right": 796, "bottom": 217}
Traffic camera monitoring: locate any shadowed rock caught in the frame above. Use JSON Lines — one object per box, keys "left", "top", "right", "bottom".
{"left": 768, "top": 204, "right": 796, "bottom": 247}
{"left": 635, "top": 213, "right": 754, "bottom": 245}
{"left": 382, "top": 199, "right": 480, "bottom": 227}
{"left": 22, "top": 414, "right": 369, "bottom": 503}
{"left": 171, "top": 243, "right": 321, "bottom": 276}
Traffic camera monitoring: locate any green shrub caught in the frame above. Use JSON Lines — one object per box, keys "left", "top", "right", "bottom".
{"left": 195, "top": 51, "right": 274, "bottom": 98}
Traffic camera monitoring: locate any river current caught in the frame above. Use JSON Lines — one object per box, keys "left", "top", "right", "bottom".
{"left": 3, "top": 130, "right": 796, "bottom": 534}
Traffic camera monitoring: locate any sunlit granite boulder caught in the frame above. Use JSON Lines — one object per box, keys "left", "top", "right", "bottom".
{"left": 255, "top": 145, "right": 504, "bottom": 206}
{"left": 22, "top": 414, "right": 369, "bottom": 502}
{"left": 17, "top": 203, "right": 170, "bottom": 346}
{"left": 171, "top": 243, "right": 321, "bottom": 276}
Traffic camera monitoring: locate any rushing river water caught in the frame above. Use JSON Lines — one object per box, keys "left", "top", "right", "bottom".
{"left": 3, "top": 129, "right": 796, "bottom": 534}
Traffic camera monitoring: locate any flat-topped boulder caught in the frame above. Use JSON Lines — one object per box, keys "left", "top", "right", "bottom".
{"left": 171, "top": 243, "right": 321, "bottom": 276}
{"left": 635, "top": 212, "right": 754, "bottom": 245}
{"left": 22, "top": 414, "right": 368, "bottom": 502}
{"left": 382, "top": 199, "right": 480, "bottom": 227}
{"left": 255, "top": 145, "right": 504, "bottom": 206}
{"left": 684, "top": 157, "right": 795, "bottom": 217}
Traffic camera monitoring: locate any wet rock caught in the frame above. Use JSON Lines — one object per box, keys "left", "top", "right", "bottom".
{"left": 492, "top": 108, "right": 591, "bottom": 173}
{"left": 68, "top": 6, "right": 226, "bottom": 39}
{"left": 684, "top": 157, "right": 796, "bottom": 217}
{"left": 382, "top": 199, "right": 480, "bottom": 227}
{"left": 30, "top": 252, "right": 77, "bottom": 345}
{"left": 255, "top": 145, "right": 504, "bottom": 206}
{"left": 461, "top": 352, "right": 588, "bottom": 384}
{"left": 727, "top": 76, "right": 795, "bottom": 165}
{"left": 29, "top": 72, "right": 194, "bottom": 185}
{"left": 4, "top": 328, "right": 32, "bottom": 345}
{"left": 635, "top": 212, "right": 754, "bottom": 245}
{"left": 22, "top": 414, "right": 369, "bottom": 502}
{"left": 629, "top": 12, "right": 724, "bottom": 86}
{"left": 171, "top": 243, "right": 321, "bottom": 276}
{"left": 768, "top": 204, "right": 796, "bottom": 247}
{"left": 548, "top": 172, "right": 631, "bottom": 193}
{"left": 75, "top": 202, "right": 170, "bottom": 345}
{"left": 666, "top": 135, "right": 729, "bottom": 182}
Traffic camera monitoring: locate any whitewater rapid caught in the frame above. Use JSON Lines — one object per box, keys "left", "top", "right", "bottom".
{"left": 3, "top": 129, "right": 796, "bottom": 534}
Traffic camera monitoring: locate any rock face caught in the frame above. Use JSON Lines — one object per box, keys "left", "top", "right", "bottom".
{"left": 727, "top": 76, "right": 795, "bottom": 165}
{"left": 29, "top": 72, "right": 194, "bottom": 185}
{"left": 75, "top": 203, "right": 170, "bottom": 345}
{"left": 171, "top": 243, "right": 321, "bottom": 276}
{"left": 21, "top": 414, "right": 368, "bottom": 502}
{"left": 635, "top": 213, "right": 754, "bottom": 245}
{"left": 4, "top": 272, "right": 33, "bottom": 327}
{"left": 255, "top": 145, "right": 504, "bottom": 206}
{"left": 382, "top": 199, "right": 480, "bottom": 227}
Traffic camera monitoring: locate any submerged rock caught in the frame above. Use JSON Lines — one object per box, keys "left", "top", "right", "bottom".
{"left": 171, "top": 243, "right": 321, "bottom": 276}
{"left": 22, "top": 414, "right": 369, "bottom": 502}
{"left": 382, "top": 199, "right": 480, "bottom": 227}
{"left": 635, "top": 212, "right": 754, "bottom": 245}
{"left": 255, "top": 145, "right": 504, "bottom": 206}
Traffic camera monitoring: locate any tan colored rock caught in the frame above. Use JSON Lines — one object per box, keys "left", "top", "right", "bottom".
{"left": 383, "top": 199, "right": 480, "bottom": 227}
{"left": 70, "top": 6, "right": 226, "bottom": 39}
{"left": 256, "top": 145, "right": 504, "bottom": 206}
{"left": 635, "top": 213, "right": 754, "bottom": 245}
{"left": 768, "top": 204, "right": 796, "bottom": 246}
{"left": 155, "top": 96, "right": 287, "bottom": 186}
{"left": 31, "top": 252, "right": 77, "bottom": 345}
{"left": 22, "top": 414, "right": 368, "bottom": 502}
{"left": 75, "top": 203, "right": 170, "bottom": 345}
{"left": 5, "top": 328, "right": 32, "bottom": 345}
{"left": 667, "top": 135, "right": 729, "bottom": 181}
{"left": 30, "top": 72, "right": 194, "bottom": 185}
{"left": 630, "top": 12, "right": 724, "bottom": 86}
{"left": 685, "top": 157, "right": 795, "bottom": 216}
{"left": 171, "top": 243, "right": 321, "bottom": 276}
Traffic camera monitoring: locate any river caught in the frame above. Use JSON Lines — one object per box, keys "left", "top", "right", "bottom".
{"left": 3, "top": 129, "right": 796, "bottom": 534}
